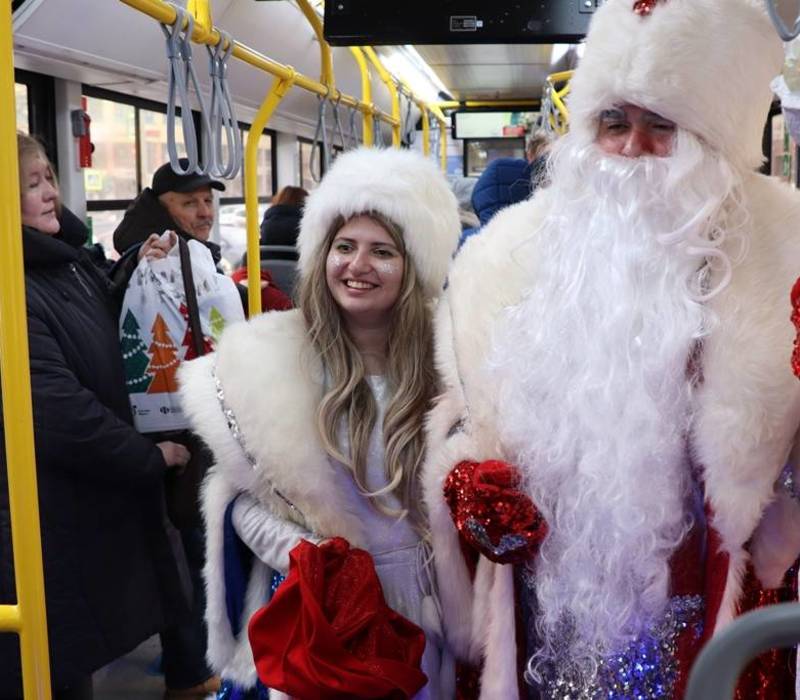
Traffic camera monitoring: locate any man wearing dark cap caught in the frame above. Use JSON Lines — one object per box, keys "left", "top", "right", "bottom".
{"left": 113, "top": 158, "right": 225, "bottom": 255}
{"left": 110, "top": 158, "right": 225, "bottom": 698}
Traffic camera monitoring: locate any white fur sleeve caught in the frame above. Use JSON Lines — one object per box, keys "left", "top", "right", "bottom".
{"left": 232, "top": 492, "right": 322, "bottom": 574}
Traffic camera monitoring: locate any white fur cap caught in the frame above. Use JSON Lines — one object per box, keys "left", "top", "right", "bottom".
{"left": 297, "top": 147, "right": 461, "bottom": 299}
{"left": 569, "top": 0, "right": 782, "bottom": 172}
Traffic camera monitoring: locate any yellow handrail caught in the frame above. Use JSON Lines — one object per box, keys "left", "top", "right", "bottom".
{"left": 362, "top": 47, "right": 401, "bottom": 148}
{"left": 119, "top": 0, "right": 397, "bottom": 126}
{"left": 0, "top": 1, "right": 52, "bottom": 698}
{"left": 349, "top": 47, "right": 374, "bottom": 147}
{"left": 544, "top": 70, "right": 572, "bottom": 135}
{"left": 295, "top": 0, "right": 334, "bottom": 92}
{"left": 245, "top": 73, "right": 296, "bottom": 315}
{"left": 435, "top": 99, "right": 540, "bottom": 109}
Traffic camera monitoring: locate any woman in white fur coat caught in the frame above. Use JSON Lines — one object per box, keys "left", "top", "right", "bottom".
{"left": 178, "top": 147, "right": 461, "bottom": 699}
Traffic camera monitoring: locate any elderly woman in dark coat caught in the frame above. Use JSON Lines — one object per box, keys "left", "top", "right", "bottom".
{"left": 0, "top": 134, "right": 190, "bottom": 699}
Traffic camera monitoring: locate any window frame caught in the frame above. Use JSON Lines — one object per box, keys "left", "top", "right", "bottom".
{"left": 15, "top": 68, "right": 57, "bottom": 166}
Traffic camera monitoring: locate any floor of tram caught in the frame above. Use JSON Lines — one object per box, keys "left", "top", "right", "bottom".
{"left": 93, "top": 635, "right": 164, "bottom": 699}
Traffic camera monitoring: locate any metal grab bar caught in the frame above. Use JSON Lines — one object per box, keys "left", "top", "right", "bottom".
{"left": 684, "top": 602, "right": 800, "bottom": 700}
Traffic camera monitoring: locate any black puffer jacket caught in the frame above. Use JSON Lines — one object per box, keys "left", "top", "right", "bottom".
{"left": 259, "top": 203, "right": 302, "bottom": 247}
{"left": 0, "top": 209, "right": 188, "bottom": 694}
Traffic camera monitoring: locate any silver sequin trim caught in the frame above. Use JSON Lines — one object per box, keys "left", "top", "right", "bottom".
{"left": 212, "top": 363, "right": 302, "bottom": 517}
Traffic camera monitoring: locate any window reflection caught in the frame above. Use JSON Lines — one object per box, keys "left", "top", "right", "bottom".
{"left": 83, "top": 96, "right": 137, "bottom": 200}
{"left": 15, "top": 83, "right": 28, "bottom": 134}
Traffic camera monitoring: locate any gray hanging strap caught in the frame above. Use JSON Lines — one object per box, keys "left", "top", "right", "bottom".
{"left": 206, "top": 30, "right": 242, "bottom": 178}
{"left": 347, "top": 106, "right": 359, "bottom": 149}
{"left": 330, "top": 93, "right": 347, "bottom": 158}
{"left": 766, "top": 0, "right": 800, "bottom": 41}
{"left": 162, "top": 6, "right": 199, "bottom": 174}
{"left": 310, "top": 94, "right": 330, "bottom": 182}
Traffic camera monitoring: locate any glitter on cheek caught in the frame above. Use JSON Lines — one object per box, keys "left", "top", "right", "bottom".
{"left": 327, "top": 252, "right": 348, "bottom": 272}
{"left": 376, "top": 260, "right": 401, "bottom": 276}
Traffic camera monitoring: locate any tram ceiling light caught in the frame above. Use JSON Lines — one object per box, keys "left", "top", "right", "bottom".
{"left": 379, "top": 46, "right": 452, "bottom": 104}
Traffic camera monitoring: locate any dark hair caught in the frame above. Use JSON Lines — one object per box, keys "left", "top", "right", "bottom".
{"left": 273, "top": 186, "right": 309, "bottom": 207}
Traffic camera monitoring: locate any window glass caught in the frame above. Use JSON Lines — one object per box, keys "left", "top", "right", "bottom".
{"left": 139, "top": 109, "right": 186, "bottom": 190}
{"left": 771, "top": 113, "right": 797, "bottom": 187}
{"left": 83, "top": 96, "right": 137, "bottom": 200}
{"left": 221, "top": 130, "right": 273, "bottom": 198}
{"left": 15, "top": 83, "right": 28, "bottom": 134}
{"left": 218, "top": 201, "right": 269, "bottom": 270}
{"left": 465, "top": 138, "right": 525, "bottom": 177}
{"left": 87, "top": 209, "right": 125, "bottom": 261}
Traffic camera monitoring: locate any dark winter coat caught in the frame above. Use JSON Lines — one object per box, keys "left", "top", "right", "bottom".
{"left": 459, "top": 157, "right": 534, "bottom": 247}
{"left": 0, "top": 208, "right": 188, "bottom": 694}
{"left": 259, "top": 203, "right": 303, "bottom": 247}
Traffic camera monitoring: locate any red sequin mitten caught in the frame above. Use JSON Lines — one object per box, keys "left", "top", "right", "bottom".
{"left": 791, "top": 277, "right": 800, "bottom": 379}
{"left": 443, "top": 460, "right": 548, "bottom": 565}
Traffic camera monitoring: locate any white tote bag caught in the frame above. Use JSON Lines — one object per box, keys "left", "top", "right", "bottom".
{"left": 119, "top": 233, "right": 245, "bottom": 433}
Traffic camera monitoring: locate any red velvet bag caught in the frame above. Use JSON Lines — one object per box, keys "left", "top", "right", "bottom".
{"left": 248, "top": 537, "right": 428, "bottom": 699}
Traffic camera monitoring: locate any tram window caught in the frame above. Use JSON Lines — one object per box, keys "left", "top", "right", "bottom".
{"left": 464, "top": 138, "right": 526, "bottom": 177}
{"left": 139, "top": 109, "right": 186, "bottom": 188}
{"left": 88, "top": 210, "right": 126, "bottom": 260}
{"left": 15, "top": 83, "right": 29, "bottom": 134}
{"left": 217, "top": 128, "right": 275, "bottom": 269}
{"left": 83, "top": 96, "right": 137, "bottom": 201}
{"left": 220, "top": 128, "right": 273, "bottom": 199}
{"left": 770, "top": 113, "right": 798, "bottom": 188}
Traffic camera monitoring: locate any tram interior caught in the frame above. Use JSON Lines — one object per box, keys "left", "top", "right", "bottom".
{"left": 4, "top": 0, "right": 800, "bottom": 696}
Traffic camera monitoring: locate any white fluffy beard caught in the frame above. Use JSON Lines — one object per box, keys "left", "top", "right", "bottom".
{"left": 487, "top": 129, "right": 743, "bottom": 684}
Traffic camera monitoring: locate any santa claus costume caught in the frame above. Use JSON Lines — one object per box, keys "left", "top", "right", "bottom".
{"left": 423, "top": 1, "right": 800, "bottom": 698}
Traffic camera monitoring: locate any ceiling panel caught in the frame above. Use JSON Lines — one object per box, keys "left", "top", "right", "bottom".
{"left": 416, "top": 43, "right": 573, "bottom": 101}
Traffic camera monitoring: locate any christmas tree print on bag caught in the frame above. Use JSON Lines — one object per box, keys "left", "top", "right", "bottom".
{"left": 119, "top": 232, "right": 245, "bottom": 433}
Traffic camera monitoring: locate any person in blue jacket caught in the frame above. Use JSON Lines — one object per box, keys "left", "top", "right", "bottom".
{"left": 459, "top": 157, "right": 535, "bottom": 247}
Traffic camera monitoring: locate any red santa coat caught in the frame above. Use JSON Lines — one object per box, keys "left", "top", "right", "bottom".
{"left": 422, "top": 174, "right": 800, "bottom": 699}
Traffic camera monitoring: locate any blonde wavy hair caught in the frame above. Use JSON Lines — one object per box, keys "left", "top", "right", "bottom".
{"left": 17, "top": 132, "right": 62, "bottom": 216}
{"left": 297, "top": 211, "right": 437, "bottom": 527}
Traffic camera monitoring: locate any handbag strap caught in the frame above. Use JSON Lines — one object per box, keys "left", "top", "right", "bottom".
{"left": 177, "top": 235, "right": 207, "bottom": 357}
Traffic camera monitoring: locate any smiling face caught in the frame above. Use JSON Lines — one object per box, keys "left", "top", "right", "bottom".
{"left": 158, "top": 186, "right": 215, "bottom": 240}
{"left": 325, "top": 215, "right": 405, "bottom": 328}
{"left": 595, "top": 103, "right": 676, "bottom": 158}
{"left": 20, "top": 153, "right": 60, "bottom": 235}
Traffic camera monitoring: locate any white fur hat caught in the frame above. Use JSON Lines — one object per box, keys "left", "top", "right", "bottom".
{"left": 568, "top": 0, "right": 783, "bottom": 172}
{"left": 297, "top": 147, "right": 460, "bottom": 300}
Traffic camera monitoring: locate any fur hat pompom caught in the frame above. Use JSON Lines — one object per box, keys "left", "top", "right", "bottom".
{"left": 297, "top": 147, "right": 461, "bottom": 300}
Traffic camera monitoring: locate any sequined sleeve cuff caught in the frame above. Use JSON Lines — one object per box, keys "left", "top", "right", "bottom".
{"left": 443, "top": 459, "right": 548, "bottom": 565}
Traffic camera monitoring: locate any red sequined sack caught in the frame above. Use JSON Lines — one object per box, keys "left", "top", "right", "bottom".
{"left": 248, "top": 537, "right": 428, "bottom": 699}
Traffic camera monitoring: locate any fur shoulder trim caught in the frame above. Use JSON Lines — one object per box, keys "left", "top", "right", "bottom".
{"left": 201, "top": 471, "right": 269, "bottom": 686}
{"left": 446, "top": 193, "right": 552, "bottom": 437}
{"left": 297, "top": 147, "right": 461, "bottom": 300}
{"left": 698, "top": 174, "right": 800, "bottom": 572}
{"left": 179, "top": 309, "right": 366, "bottom": 545}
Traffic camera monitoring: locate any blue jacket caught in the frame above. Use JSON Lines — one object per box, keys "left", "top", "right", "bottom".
{"left": 460, "top": 158, "right": 534, "bottom": 246}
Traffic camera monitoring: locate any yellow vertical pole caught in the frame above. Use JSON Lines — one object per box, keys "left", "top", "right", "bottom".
{"left": 348, "top": 47, "right": 373, "bottom": 146}
{"left": 421, "top": 106, "right": 430, "bottom": 156}
{"left": 245, "top": 74, "right": 296, "bottom": 315}
{"left": 295, "top": 0, "right": 334, "bottom": 91}
{"left": 362, "top": 47, "right": 401, "bottom": 148}
{"left": 0, "top": 1, "right": 51, "bottom": 696}
{"left": 439, "top": 120, "right": 447, "bottom": 172}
